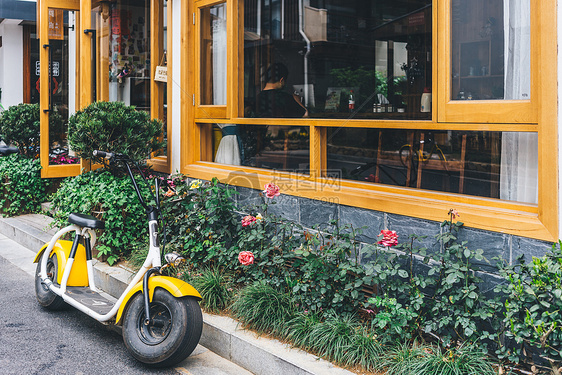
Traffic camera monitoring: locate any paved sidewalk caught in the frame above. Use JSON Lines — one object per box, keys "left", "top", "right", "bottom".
{"left": 0, "top": 214, "right": 354, "bottom": 375}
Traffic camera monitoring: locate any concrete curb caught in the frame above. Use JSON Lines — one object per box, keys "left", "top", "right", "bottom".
{"left": 0, "top": 214, "right": 354, "bottom": 375}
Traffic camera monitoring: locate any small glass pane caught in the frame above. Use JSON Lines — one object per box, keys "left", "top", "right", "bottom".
{"left": 211, "top": 124, "right": 310, "bottom": 174}
{"left": 107, "top": 0, "right": 151, "bottom": 109}
{"left": 201, "top": 3, "right": 227, "bottom": 105}
{"left": 244, "top": 0, "right": 432, "bottom": 120}
{"left": 327, "top": 128, "right": 537, "bottom": 204}
{"left": 451, "top": 0, "right": 530, "bottom": 100}
{"left": 48, "top": 9, "right": 79, "bottom": 165}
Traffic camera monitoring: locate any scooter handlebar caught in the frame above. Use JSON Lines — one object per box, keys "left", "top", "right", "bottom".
{"left": 93, "top": 150, "right": 114, "bottom": 160}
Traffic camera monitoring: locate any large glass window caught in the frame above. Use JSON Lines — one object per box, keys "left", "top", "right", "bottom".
{"left": 450, "top": 0, "right": 530, "bottom": 101}
{"left": 243, "top": 0, "right": 432, "bottom": 119}
{"left": 201, "top": 3, "right": 227, "bottom": 106}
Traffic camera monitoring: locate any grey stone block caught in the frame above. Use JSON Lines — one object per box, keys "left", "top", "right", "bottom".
{"left": 511, "top": 235, "right": 554, "bottom": 265}
{"left": 266, "top": 194, "right": 300, "bottom": 222}
{"left": 387, "top": 214, "right": 441, "bottom": 254}
{"left": 299, "top": 197, "right": 338, "bottom": 229}
{"left": 235, "top": 185, "right": 264, "bottom": 212}
{"left": 455, "top": 227, "right": 509, "bottom": 273}
{"left": 339, "top": 205, "right": 384, "bottom": 243}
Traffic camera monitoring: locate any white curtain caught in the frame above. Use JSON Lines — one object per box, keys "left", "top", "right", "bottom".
{"left": 500, "top": 0, "right": 537, "bottom": 204}
{"left": 212, "top": 5, "right": 242, "bottom": 165}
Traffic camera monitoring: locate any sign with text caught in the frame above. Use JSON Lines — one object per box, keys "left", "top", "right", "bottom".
{"left": 48, "top": 9, "right": 64, "bottom": 40}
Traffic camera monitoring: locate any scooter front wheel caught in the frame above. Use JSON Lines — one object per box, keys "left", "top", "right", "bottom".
{"left": 122, "top": 288, "right": 203, "bottom": 367}
{"left": 34, "top": 252, "right": 66, "bottom": 310}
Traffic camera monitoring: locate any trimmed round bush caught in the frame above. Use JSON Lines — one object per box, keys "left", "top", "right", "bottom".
{"left": 68, "top": 101, "right": 164, "bottom": 163}
{"left": 0, "top": 103, "right": 40, "bottom": 157}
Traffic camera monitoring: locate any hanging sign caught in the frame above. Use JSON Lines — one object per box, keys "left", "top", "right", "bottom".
{"left": 154, "top": 53, "right": 167, "bottom": 83}
{"left": 48, "top": 9, "right": 64, "bottom": 40}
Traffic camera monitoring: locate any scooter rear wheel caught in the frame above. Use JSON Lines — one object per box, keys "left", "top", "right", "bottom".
{"left": 34, "top": 252, "right": 66, "bottom": 310}
{"left": 122, "top": 288, "right": 202, "bottom": 367}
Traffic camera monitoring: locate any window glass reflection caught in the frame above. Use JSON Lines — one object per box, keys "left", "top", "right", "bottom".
{"left": 451, "top": 0, "right": 530, "bottom": 100}
{"left": 327, "top": 128, "right": 537, "bottom": 204}
{"left": 244, "top": 0, "right": 432, "bottom": 120}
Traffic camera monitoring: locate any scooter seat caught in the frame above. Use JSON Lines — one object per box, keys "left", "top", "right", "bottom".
{"left": 0, "top": 145, "right": 19, "bottom": 156}
{"left": 68, "top": 213, "right": 105, "bottom": 230}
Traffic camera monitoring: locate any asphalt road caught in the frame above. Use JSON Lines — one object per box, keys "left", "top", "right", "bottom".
{"left": 0, "top": 255, "right": 180, "bottom": 375}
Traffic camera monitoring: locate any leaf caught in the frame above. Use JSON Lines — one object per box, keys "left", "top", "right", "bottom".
{"left": 464, "top": 248, "right": 471, "bottom": 258}
{"left": 398, "top": 269, "right": 408, "bottom": 278}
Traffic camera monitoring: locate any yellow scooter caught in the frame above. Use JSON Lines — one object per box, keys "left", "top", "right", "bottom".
{"left": 34, "top": 150, "right": 202, "bottom": 367}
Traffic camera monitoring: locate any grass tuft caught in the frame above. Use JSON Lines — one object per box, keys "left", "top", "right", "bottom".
{"left": 192, "top": 267, "right": 234, "bottom": 313}
{"left": 231, "top": 281, "right": 295, "bottom": 335}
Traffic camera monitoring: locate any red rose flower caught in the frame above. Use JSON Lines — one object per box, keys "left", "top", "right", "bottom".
{"left": 378, "top": 229, "right": 398, "bottom": 247}
{"left": 263, "top": 183, "right": 280, "bottom": 199}
{"left": 241, "top": 215, "right": 257, "bottom": 227}
{"left": 238, "top": 251, "right": 255, "bottom": 265}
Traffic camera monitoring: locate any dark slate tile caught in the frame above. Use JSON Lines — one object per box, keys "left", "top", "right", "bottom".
{"left": 387, "top": 214, "right": 441, "bottom": 255}
{"left": 511, "top": 236, "right": 554, "bottom": 265}
{"left": 266, "top": 194, "right": 300, "bottom": 223}
{"left": 299, "top": 197, "right": 339, "bottom": 229}
{"left": 475, "top": 271, "right": 506, "bottom": 299}
{"left": 339, "top": 205, "right": 385, "bottom": 244}
{"left": 455, "top": 227, "right": 509, "bottom": 273}
{"left": 234, "top": 185, "right": 264, "bottom": 212}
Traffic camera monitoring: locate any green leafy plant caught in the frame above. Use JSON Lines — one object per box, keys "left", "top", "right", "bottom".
{"left": 424, "top": 210, "right": 500, "bottom": 347}
{"left": 192, "top": 267, "right": 234, "bottom": 313}
{"left": 496, "top": 242, "right": 562, "bottom": 374}
{"left": 379, "top": 341, "right": 434, "bottom": 375}
{"left": 68, "top": 101, "right": 164, "bottom": 163}
{"left": 0, "top": 154, "right": 49, "bottom": 215}
{"left": 161, "top": 177, "right": 240, "bottom": 269}
{"left": 50, "top": 170, "right": 152, "bottom": 265}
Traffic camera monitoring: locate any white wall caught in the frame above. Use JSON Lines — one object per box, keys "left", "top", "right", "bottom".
{"left": 170, "top": 0, "right": 182, "bottom": 173}
{"left": 0, "top": 19, "right": 24, "bottom": 109}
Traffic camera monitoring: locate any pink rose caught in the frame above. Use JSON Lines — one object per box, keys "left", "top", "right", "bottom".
{"left": 263, "top": 183, "right": 280, "bottom": 199}
{"left": 238, "top": 251, "right": 255, "bottom": 265}
{"left": 241, "top": 215, "right": 257, "bottom": 227}
{"left": 378, "top": 229, "right": 398, "bottom": 247}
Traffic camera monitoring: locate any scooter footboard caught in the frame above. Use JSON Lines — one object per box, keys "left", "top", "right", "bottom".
{"left": 115, "top": 276, "right": 202, "bottom": 324}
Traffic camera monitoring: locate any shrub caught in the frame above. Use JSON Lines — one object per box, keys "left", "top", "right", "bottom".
{"left": 0, "top": 103, "right": 63, "bottom": 158}
{"left": 0, "top": 154, "right": 49, "bottom": 215}
{"left": 161, "top": 177, "right": 240, "bottom": 269}
{"left": 0, "top": 103, "right": 40, "bottom": 157}
{"left": 496, "top": 243, "right": 562, "bottom": 373}
{"left": 68, "top": 101, "right": 164, "bottom": 163}
{"left": 50, "top": 169, "right": 152, "bottom": 265}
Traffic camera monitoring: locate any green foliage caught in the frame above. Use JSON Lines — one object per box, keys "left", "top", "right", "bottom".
{"left": 380, "top": 341, "right": 434, "bottom": 375}
{"left": 68, "top": 101, "right": 164, "bottom": 163}
{"left": 231, "top": 281, "right": 295, "bottom": 335}
{"left": 192, "top": 267, "right": 234, "bottom": 313}
{"left": 308, "top": 310, "right": 362, "bottom": 363}
{"left": 0, "top": 154, "right": 49, "bottom": 215}
{"left": 291, "top": 222, "right": 368, "bottom": 314}
{"left": 0, "top": 103, "right": 40, "bottom": 157}
{"left": 496, "top": 242, "right": 562, "bottom": 372}
{"left": 161, "top": 177, "right": 240, "bottom": 269}
{"left": 50, "top": 170, "right": 151, "bottom": 265}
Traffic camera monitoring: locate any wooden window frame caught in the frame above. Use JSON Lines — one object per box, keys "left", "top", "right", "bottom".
{"left": 181, "top": 0, "right": 558, "bottom": 241}
{"left": 149, "top": 0, "right": 172, "bottom": 173}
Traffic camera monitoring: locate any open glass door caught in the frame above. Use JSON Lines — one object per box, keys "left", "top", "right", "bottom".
{"left": 39, "top": 1, "right": 81, "bottom": 177}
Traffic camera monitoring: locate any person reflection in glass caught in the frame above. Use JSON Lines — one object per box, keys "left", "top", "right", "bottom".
{"left": 255, "top": 63, "right": 308, "bottom": 118}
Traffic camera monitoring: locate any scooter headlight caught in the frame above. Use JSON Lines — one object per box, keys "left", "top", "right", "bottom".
{"left": 164, "top": 252, "right": 186, "bottom": 267}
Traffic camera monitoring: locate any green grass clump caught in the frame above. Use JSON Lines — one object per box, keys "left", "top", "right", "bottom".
{"left": 192, "top": 267, "right": 234, "bottom": 313}
{"left": 231, "top": 281, "right": 295, "bottom": 335}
